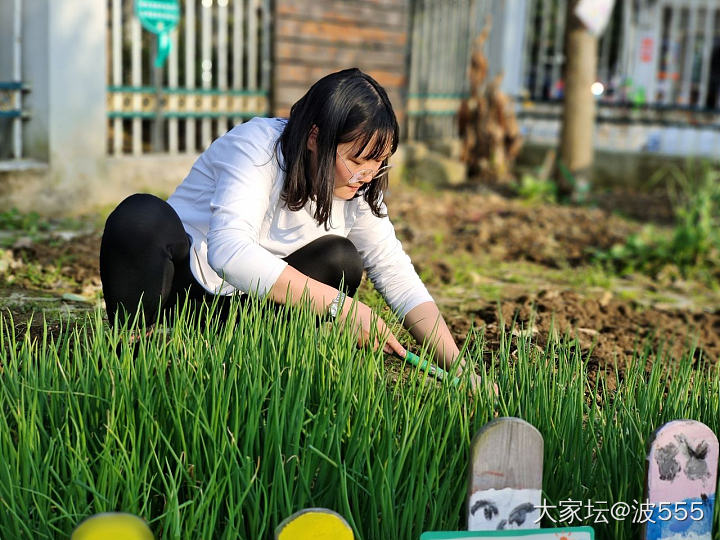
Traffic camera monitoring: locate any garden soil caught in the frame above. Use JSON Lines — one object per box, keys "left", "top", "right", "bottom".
{"left": 2, "top": 186, "right": 719, "bottom": 373}
{"left": 386, "top": 186, "right": 720, "bottom": 371}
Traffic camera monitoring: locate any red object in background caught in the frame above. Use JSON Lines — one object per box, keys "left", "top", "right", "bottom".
{"left": 641, "top": 37, "right": 654, "bottom": 63}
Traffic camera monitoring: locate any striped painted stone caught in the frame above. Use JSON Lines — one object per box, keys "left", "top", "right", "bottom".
{"left": 467, "top": 418, "right": 544, "bottom": 531}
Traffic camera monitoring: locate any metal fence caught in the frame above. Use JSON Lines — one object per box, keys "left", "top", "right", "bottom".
{"left": 406, "top": 0, "right": 492, "bottom": 141}
{"left": 406, "top": 0, "right": 720, "bottom": 143}
{"left": 107, "top": 0, "right": 272, "bottom": 156}
{"left": 522, "top": 0, "right": 720, "bottom": 107}
{"left": 0, "top": 0, "right": 28, "bottom": 161}
{"left": 646, "top": 0, "right": 720, "bottom": 108}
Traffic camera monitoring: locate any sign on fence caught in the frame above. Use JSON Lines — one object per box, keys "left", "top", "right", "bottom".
{"left": 574, "top": 0, "right": 616, "bottom": 36}
{"left": 135, "top": 0, "right": 180, "bottom": 67}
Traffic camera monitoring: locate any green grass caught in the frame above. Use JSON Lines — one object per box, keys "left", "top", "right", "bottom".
{"left": 453, "top": 256, "right": 614, "bottom": 291}
{"left": 0, "top": 208, "right": 53, "bottom": 233}
{"left": 591, "top": 162, "right": 720, "bottom": 286}
{"left": 510, "top": 173, "right": 558, "bottom": 204}
{"left": 0, "top": 297, "right": 718, "bottom": 539}
{"left": 0, "top": 208, "right": 90, "bottom": 249}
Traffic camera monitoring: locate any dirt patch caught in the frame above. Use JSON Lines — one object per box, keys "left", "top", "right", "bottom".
{"left": 10, "top": 232, "right": 102, "bottom": 290}
{"left": 590, "top": 188, "right": 675, "bottom": 225}
{"left": 1, "top": 232, "right": 102, "bottom": 344}
{"left": 385, "top": 186, "right": 720, "bottom": 369}
{"left": 389, "top": 188, "right": 638, "bottom": 268}
{"left": 445, "top": 289, "right": 720, "bottom": 365}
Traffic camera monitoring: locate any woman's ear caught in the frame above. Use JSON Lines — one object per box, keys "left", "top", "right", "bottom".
{"left": 307, "top": 125, "right": 318, "bottom": 152}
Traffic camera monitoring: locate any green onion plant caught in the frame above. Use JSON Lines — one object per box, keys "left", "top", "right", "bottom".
{"left": 0, "top": 298, "right": 717, "bottom": 539}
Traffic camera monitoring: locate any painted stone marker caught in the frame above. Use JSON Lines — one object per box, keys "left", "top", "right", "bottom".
{"left": 420, "top": 526, "right": 594, "bottom": 539}
{"left": 71, "top": 512, "right": 154, "bottom": 540}
{"left": 275, "top": 508, "right": 354, "bottom": 540}
{"left": 645, "top": 420, "right": 718, "bottom": 540}
{"left": 468, "top": 417, "right": 544, "bottom": 531}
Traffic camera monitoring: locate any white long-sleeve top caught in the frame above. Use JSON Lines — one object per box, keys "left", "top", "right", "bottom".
{"left": 167, "top": 116, "right": 433, "bottom": 318}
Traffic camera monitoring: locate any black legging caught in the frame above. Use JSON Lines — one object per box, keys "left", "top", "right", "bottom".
{"left": 99, "top": 193, "right": 363, "bottom": 327}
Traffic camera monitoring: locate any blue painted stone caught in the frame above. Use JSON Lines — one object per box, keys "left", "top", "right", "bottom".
{"left": 645, "top": 495, "right": 714, "bottom": 540}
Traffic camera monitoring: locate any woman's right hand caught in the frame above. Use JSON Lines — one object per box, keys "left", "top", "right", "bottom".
{"left": 337, "top": 300, "right": 406, "bottom": 357}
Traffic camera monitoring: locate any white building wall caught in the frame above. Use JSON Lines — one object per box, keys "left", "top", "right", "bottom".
{"left": 0, "top": 0, "right": 107, "bottom": 213}
{"left": 0, "top": 2, "right": 15, "bottom": 85}
{"left": 487, "top": 0, "right": 529, "bottom": 97}
{"left": 21, "top": 0, "right": 50, "bottom": 160}
{"left": 0, "top": 0, "right": 20, "bottom": 160}
{"left": 45, "top": 0, "right": 107, "bottom": 202}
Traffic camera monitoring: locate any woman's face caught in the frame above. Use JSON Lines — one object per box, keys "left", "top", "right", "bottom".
{"left": 307, "top": 128, "right": 392, "bottom": 200}
{"left": 332, "top": 139, "right": 391, "bottom": 200}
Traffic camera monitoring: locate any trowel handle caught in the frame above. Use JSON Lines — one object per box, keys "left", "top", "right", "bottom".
{"left": 399, "top": 350, "right": 460, "bottom": 385}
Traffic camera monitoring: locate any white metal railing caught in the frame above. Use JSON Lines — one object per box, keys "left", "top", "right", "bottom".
{"left": 521, "top": 0, "right": 620, "bottom": 101}
{"left": 0, "top": 0, "right": 26, "bottom": 160}
{"left": 406, "top": 1, "right": 720, "bottom": 143}
{"left": 406, "top": 0, "right": 492, "bottom": 141}
{"left": 108, "top": 0, "right": 272, "bottom": 156}
{"left": 522, "top": 0, "right": 720, "bottom": 109}
{"left": 654, "top": 0, "right": 718, "bottom": 107}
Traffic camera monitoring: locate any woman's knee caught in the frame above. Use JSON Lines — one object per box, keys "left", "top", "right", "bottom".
{"left": 104, "top": 194, "right": 177, "bottom": 241}
{"left": 102, "top": 195, "right": 192, "bottom": 264}
{"left": 286, "top": 235, "right": 363, "bottom": 294}
{"left": 101, "top": 195, "right": 192, "bottom": 326}
{"left": 323, "top": 236, "right": 363, "bottom": 278}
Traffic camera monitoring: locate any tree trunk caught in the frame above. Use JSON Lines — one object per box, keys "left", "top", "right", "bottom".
{"left": 557, "top": 0, "right": 598, "bottom": 200}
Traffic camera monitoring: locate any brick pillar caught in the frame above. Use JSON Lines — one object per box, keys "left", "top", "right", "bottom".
{"left": 273, "top": 0, "right": 410, "bottom": 127}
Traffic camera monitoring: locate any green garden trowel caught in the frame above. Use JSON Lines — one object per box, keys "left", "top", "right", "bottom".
{"left": 396, "top": 350, "right": 460, "bottom": 385}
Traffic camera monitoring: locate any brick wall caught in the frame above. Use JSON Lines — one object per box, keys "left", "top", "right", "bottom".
{"left": 273, "top": 0, "right": 409, "bottom": 126}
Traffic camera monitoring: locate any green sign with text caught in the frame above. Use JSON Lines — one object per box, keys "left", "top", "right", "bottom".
{"left": 135, "top": 0, "right": 180, "bottom": 68}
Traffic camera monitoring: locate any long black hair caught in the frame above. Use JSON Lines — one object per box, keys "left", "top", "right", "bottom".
{"left": 277, "top": 68, "right": 399, "bottom": 228}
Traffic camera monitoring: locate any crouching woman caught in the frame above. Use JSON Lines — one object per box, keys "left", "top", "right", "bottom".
{"left": 100, "top": 68, "right": 486, "bottom": 391}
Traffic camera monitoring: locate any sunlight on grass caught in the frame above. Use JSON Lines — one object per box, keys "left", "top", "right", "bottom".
{"left": 0, "top": 298, "right": 718, "bottom": 539}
